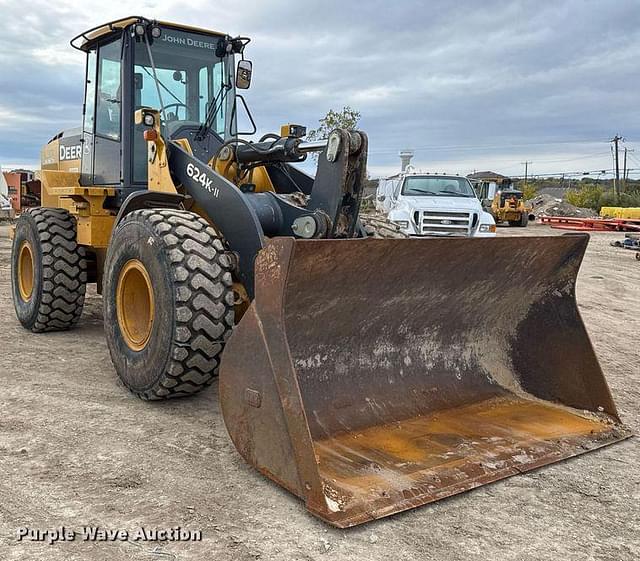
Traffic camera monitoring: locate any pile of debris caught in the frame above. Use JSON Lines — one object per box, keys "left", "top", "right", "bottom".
{"left": 359, "top": 209, "right": 408, "bottom": 238}
{"left": 528, "top": 193, "right": 598, "bottom": 219}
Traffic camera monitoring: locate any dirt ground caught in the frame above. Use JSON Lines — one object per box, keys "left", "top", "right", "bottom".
{"left": 0, "top": 222, "right": 638, "bottom": 561}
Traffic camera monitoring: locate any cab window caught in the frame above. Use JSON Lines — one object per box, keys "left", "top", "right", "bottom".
{"left": 95, "top": 40, "right": 122, "bottom": 140}
{"left": 83, "top": 49, "right": 97, "bottom": 133}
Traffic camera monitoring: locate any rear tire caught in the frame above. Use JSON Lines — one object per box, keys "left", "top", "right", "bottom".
{"left": 519, "top": 213, "right": 529, "bottom": 227}
{"left": 11, "top": 208, "right": 87, "bottom": 332}
{"left": 103, "top": 209, "right": 235, "bottom": 400}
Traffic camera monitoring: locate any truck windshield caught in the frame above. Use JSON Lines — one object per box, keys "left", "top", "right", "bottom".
{"left": 402, "top": 177, "right": 476, "bottom": 197}
{"left": 133, "top": 27, "right": 229, "bottom": 135}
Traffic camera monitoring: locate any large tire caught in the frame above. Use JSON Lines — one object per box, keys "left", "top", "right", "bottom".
{"left": 11, "top": 208, "right": 87, "bottom": 332}
{"left": 103, "top": 209, "right": 235, "bottom": 400}
{"left": 519, "top": 212, "right": 529, "bottom": 227}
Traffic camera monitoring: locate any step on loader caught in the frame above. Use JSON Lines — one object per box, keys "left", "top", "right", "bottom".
{"left": 10, "top": 16, "right": 631, "bottom": 527}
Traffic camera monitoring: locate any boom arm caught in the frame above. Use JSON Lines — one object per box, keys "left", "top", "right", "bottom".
{"left": 134, "top": 109, "right": 368, "bottom": 297}
{"left": 234, "top": 130, "right": 368, "bottom": 238}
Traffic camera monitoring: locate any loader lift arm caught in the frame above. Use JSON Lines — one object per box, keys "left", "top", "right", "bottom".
{"left": 162, "top": 121, "right": 367, "bottom": 298}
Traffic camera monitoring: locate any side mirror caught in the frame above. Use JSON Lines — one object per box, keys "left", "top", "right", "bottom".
{"left": 134, "top": 72, "right": 143, "bottom": 90}
{"left": 236, "top": 60, "right": 253, "bottom": 89}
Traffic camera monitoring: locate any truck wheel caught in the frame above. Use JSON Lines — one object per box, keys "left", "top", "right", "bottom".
{"left": 103, "top": 209, "right": 235, "bottom": 400}
{"left": 519, "top": 213, "right": 529, "bottom": 227}
{"left": 11, "top": 208, "right": 87, "bottom": 332}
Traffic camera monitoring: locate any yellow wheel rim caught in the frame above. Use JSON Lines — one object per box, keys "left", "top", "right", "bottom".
{"left": 116, "top": 259, "right": 155, "bottom": 352}
{"left": 17, "top": 240, "right": 34, "bottom": 301}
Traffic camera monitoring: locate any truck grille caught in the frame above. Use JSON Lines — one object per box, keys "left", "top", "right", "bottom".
{"left": 417, "top": 211, "right": 473, "bottom": 236}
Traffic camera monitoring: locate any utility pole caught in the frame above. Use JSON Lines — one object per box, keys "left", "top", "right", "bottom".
{"left": 521, "top": 161, "right": 532, "bottom": 188}
{"left": 611, "top": 135, "right": 623, "bottom": 200}
{"left": 623, "top": 147, "right": 634, "bottom": 190}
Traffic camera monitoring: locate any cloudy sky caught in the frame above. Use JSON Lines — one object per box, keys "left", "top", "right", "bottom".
{"left": 1, "top": 0, "right": 639, "bottom": 178}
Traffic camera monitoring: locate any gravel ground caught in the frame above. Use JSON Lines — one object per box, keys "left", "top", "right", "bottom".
{"left": 0, "top": 222, "right": 638, "bottom": 561}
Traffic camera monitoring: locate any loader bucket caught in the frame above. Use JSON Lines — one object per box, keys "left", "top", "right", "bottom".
{"left": 219, "top": 235, "right": 631, "bottom": 527}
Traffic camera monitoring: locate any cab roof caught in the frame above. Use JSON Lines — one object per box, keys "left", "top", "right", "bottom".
{"left": 70, "top": 15, "right": 226, "bottom": 52}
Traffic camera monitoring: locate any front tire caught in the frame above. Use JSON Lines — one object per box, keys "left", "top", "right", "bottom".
{"left": 103, "top": 209, "right": 235, "bottom": 400}
{"left": 11, "top": 208, "right": 87, "bottom": 332}
{"left": 519, "top": 212, "right": 529, "bottom": 227}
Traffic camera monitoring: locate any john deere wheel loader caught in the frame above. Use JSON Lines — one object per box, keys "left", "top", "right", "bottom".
{"left": 11, "top": 16, "right": 631, "bottom": 527}
{"left": 476, "top": 175, "right": 533, "bottom": 227}
{"left": 492, "top": 188, "right": 532, "bottom": 227}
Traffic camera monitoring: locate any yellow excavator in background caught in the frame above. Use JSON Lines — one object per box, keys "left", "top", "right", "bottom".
{"left": 10, "top": 16, "right": 630, "bottom": 527}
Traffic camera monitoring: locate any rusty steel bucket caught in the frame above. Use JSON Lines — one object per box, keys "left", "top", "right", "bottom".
{"left": 219, "top": 234, "right": 631, "bottom": 527}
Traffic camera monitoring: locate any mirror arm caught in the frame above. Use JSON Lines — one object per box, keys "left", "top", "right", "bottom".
{"left": 230, "top": 94, "right": 257, "bottom": 136}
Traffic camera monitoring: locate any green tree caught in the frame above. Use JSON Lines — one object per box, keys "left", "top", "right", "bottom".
{"left": 306, "top": 106, "right": 361, "bottom": 142}
{"left": 566, "top": 184, "right": 604, "bottom": 209}
{"left": 513, "top": 181, "right": 538, "bottom": 201}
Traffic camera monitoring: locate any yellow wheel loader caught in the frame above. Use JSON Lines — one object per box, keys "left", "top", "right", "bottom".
{"left": 474, "top": 175, "right": 533, "bottom": 226}
{"left": 10, "top": 16, "right": 631, "bottom": 527}
{"left": 491, "top": 188, "right": 532, "bottom": 227}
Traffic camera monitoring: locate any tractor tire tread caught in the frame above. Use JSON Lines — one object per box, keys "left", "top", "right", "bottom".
{"left": 125, "top": 209, "right": 234, "bottom": 400}
{"left": 27, "top": 208, "right": 87, "bottom": 332}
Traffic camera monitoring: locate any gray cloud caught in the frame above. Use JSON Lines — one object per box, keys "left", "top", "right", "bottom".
{"left": 1, "top": 0, "right": 639, "bottom": 177}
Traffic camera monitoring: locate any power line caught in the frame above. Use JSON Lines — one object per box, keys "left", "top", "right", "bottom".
{"left": 626, "top": 150, "right": 640, "bottom": 170}
{"left": 366, "top": 138, "right": 614, "bottom": 155}
{"left": 511, "top": 167, "right": 623, "bottom": 178}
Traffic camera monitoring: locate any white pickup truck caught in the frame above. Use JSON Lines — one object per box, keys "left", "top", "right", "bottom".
{"left": 376, "top": 172, "right": 496, "bottom": 237}
{"left": 0, "top": 168, "right": 11, "bottom": 212}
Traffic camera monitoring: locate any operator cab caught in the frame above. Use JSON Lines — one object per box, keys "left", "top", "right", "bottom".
{"left": 499, "top": 189, "right": 523, "bottom": 207}
{"left": 72, "top": 16, "right": 250, "bottom": 204}
{"left": 471, "top": 175, "right": 513, "bottom": 211}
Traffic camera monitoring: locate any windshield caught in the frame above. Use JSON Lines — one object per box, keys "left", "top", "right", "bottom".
{"left": 134, "top": 27, "right": 229, "bottom": 132}
{"left": 132, "top": 26, "right": 230, "bottom": 182}
{"left": 401, "top": 176, "right": 476, "bottom": 197}
{"left": 500, "top": 191, "right": 523, "bottom": 204}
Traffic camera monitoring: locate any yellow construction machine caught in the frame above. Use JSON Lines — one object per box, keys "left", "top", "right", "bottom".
{"left": 11, "top": 16, "right": 631, "bottom": 527}
{"left": 491, "top": 188, "right": 532, "bottom": 226}
{"left": 475, "top": 174, "right": 533, "bottom": 226}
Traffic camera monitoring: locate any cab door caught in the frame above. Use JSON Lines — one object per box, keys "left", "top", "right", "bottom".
{"left": 80, "top": 48, "right": 96, "bottom": 184}
{"left": 92, "top": 38, "right": 122, "bottom": 185}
